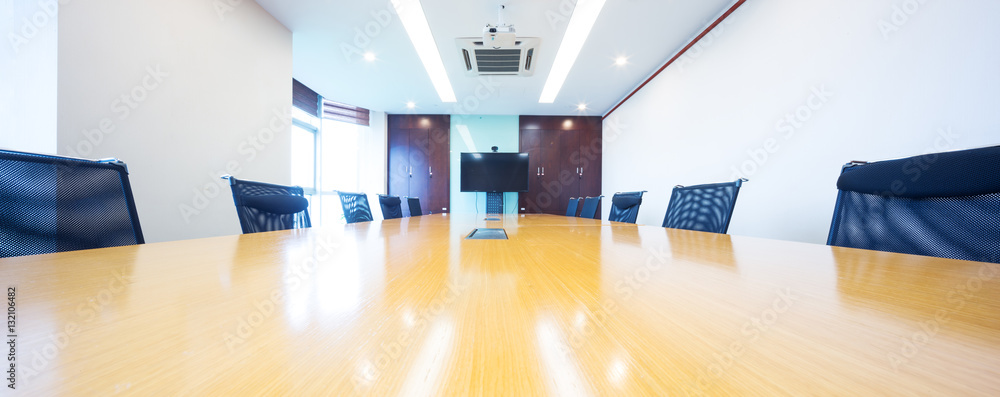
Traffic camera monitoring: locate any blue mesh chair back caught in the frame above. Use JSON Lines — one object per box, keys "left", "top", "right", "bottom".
{"left": 338, "top": 191, "right": 374, "bottom": 224}
{"left": 226, "top": 176, "right": 310, "bottom": 234}
{"left": 1, "top": 149, "right": 144, "bottom": 257}
{"left": 379, "top": 195, "right": 403, "bottom": 220}
{"left": 578, "top": 196, "right": 602, "bottom": 219}
{"left": 609, "top": 191, "right": 645, "bottom": 224}
{"left": 827, "top": 145, "right": 1000, "bottom": 263}
{"left": 662, "top": 179, "right": 747, "bottom": 234}
{"left": 407, "top": 197, "right": 422, "bottom": 216}
{"left": 565, "top": 197, "right": 581, "bottom": 217}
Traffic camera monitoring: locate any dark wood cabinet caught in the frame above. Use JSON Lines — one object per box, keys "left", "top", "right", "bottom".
{"left": 519, "top": 116, "right": 602, "bottom": 216}
{"left": 388, "top": 115, "right": 450, "bottom": 216}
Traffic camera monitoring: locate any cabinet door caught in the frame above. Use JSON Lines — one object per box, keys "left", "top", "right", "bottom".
{"left": 388, "top": 128, "right": 410, "bottom": 200}
{"left": 407, "top": 128, "right": 430, "bottom": 213}
{"left": 519, "top": 129, "right": 544, "bottom": 213}
{"left": 536, "top": 130, "right": 563, "bottom": 215}
{"left": 578, "top": 128, "right": 602, "bottom": 199}
{"left": 426, "top": 125, "right": 450, "bottom": 214}
{"left": 558, "top": 130, "right": 584, "bottom": 215}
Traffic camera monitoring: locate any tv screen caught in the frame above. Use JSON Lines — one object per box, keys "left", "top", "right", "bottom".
{"left": 460, "top": 152, "right": 530, "bottom": 192}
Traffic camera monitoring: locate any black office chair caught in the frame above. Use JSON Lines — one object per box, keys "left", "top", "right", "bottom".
{"left": 378, "top": 194, "right": 403, "bottom": 220}
{"left": 578, "top": 196, "right": 602, "bottom": 219}
{"left": 827, "top": 145, "right": 1000, "bottom": 263}
{"left": 337, "top": 191, "right": 374, "bottom": 224}
{"left": 662, "top": 178, "right": 747, "bottom": 234}
{"left": 609, "top": 191, "right": 646, "bottom": 224}
{"left": 565, "top": 197, "right": 582, "bottom": 217}
{"left": 407, "top": 197, "right": 422, "bottom": 216}
{"left": 225, "top": 176, "right": 311, "bottom": 234}
{"left": 0, "top": 149, "right": 144, "bottom": 258}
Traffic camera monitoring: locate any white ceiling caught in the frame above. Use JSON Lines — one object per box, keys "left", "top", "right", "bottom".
{"left": 255, "top": 0, "right": 736, "bottom": 116}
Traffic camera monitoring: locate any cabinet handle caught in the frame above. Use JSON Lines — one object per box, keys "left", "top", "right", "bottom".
{"left": 537, "top": 167, "right": 540, "bottom": 176}
{"left": 409, "top": 166, "right": 412, "bottom": 177}
{"left": 580, "top": 167, "right": 584, "bottom": 177}
{"left": 541, "top": 167, "right": 545, "bottom": 176}
{"left": 429, "top": 166, "right": 432, "bottom": 177}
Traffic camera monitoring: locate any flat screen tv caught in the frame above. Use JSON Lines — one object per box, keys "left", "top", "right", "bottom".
{"left": 460, "top": 152, "right": 530, "bottom": 192}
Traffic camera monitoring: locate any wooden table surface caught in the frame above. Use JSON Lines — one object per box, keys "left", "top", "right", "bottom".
{"left": 3, "top": 214, "right": 999, "bottom": 396}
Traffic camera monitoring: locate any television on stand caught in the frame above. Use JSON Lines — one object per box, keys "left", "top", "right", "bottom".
{"left": 460, "top": 152, "right": 530, "bottom": 192}
{"left": 460, "top": 152, "right": 529, "bottom": 214}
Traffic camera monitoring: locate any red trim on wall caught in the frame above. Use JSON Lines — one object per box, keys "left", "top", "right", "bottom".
{"left": 603, "top": 0, "right": 747, "bottom": 120}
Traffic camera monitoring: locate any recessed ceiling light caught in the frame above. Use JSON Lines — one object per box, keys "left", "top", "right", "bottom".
{"left": 364, "top": 52, "right": 376, "bottom": 62}
{"left": 577, "top": 103, "right": 587, "bottom": 111}
{"left": 391, "top": 0, "right": 457, "bottom": 103}
{"left": 406, "top": 101, "right": 416, "bottom": 109}
{"left": 539, "top": 0, "right": 608, "bottom": 103}
{"left": 615, "top": 56, "right": 628, "bottom": 66}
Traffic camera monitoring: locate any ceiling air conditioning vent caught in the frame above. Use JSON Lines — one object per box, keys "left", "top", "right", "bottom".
{"left": 455, "top": 37, "right": 540, "bottom": 76}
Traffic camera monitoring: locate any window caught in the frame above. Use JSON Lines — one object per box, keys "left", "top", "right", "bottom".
{"left": 291, "top": 80, "right": 378, "bottom": 226}
{"left": 291, "top": 107, "right": 319, "bottom": 193}
{"left": 313, "top": 118, "right": 366, "bottom": 226}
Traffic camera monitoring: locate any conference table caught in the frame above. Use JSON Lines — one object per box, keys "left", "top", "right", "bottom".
{"left": 3, "top": 214, "right": 999, "bottom": 396}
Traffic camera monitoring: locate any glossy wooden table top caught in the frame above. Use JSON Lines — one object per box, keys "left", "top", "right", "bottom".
{"left": 3, "top": 214, "right": 999, "bottom": 396}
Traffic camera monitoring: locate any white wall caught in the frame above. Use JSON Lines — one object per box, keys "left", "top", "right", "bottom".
{"left": 603, "top": 0, "right": 1000, "bottom": 244}
{"left": 0, "top": 0, "right": 58, "bottom": 153}
{"left": 352, "top": 110, "right": 388, "bottom": 223}
{"left": 56, "top": 0, "right": 291, "bottom": 243}
{"left": 359, "top": 111, "right": 388, "bottom": 199}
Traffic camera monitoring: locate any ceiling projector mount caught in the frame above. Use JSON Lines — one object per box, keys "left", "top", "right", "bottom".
{"left": 483, "top": 4, "right": 516, "bottom": 49}
{"left": 456, "top": 3, "right": 540, "bottom": 76}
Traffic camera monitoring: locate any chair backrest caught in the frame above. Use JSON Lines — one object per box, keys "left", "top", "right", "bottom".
{"left": 609, "top": 191, "right": 645, "bottom": 224}
{"left": 0, "top": 149, "right": 144, "bottom": 257}
{"left": 662, "top": 179, "right": 747, "bottom": 234}
{"left": 827, "top": 145, "right": 1000, "bottom": 263}
{"left": 378, "top": 195, "right": 403, "bottom": 220}
{"left": 565, "top": 197, "right": 581, "bottom": 217}
{"left": 578, "top": 196, "right": 602, "bottom": 219}
{"left": 407, "top": 197, "right": 422, "bottom": 216}
{"left": 226, "top": 176, "right": 311, "bottom": 234}
{"left": 338, "top": 191, "right": 374, "bottom": 224}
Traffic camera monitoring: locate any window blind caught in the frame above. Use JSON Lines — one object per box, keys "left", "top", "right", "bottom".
{"left": 322, "top": 99, "right": 370, "bottom": 126}
{"left": 292, "top": 79, "right": 320, "bottom": 117}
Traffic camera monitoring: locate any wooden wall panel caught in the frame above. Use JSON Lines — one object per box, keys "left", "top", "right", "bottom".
{"left": 519, "top": 116, "right": 602, "bottom": 216}
{"left": 387, "top": 115, "right": 450, "bottom": 215}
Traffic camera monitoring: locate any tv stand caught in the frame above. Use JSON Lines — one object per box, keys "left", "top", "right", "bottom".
{"left": 486, "top": 192, "right": 503, "bottom": 214}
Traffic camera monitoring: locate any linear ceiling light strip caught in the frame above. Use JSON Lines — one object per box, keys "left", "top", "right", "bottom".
{"left": 391, "top": 0, "right": 457, "bottom": 103}
{"left": 538, "top": 0, "right": 608, "bottom": 104}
